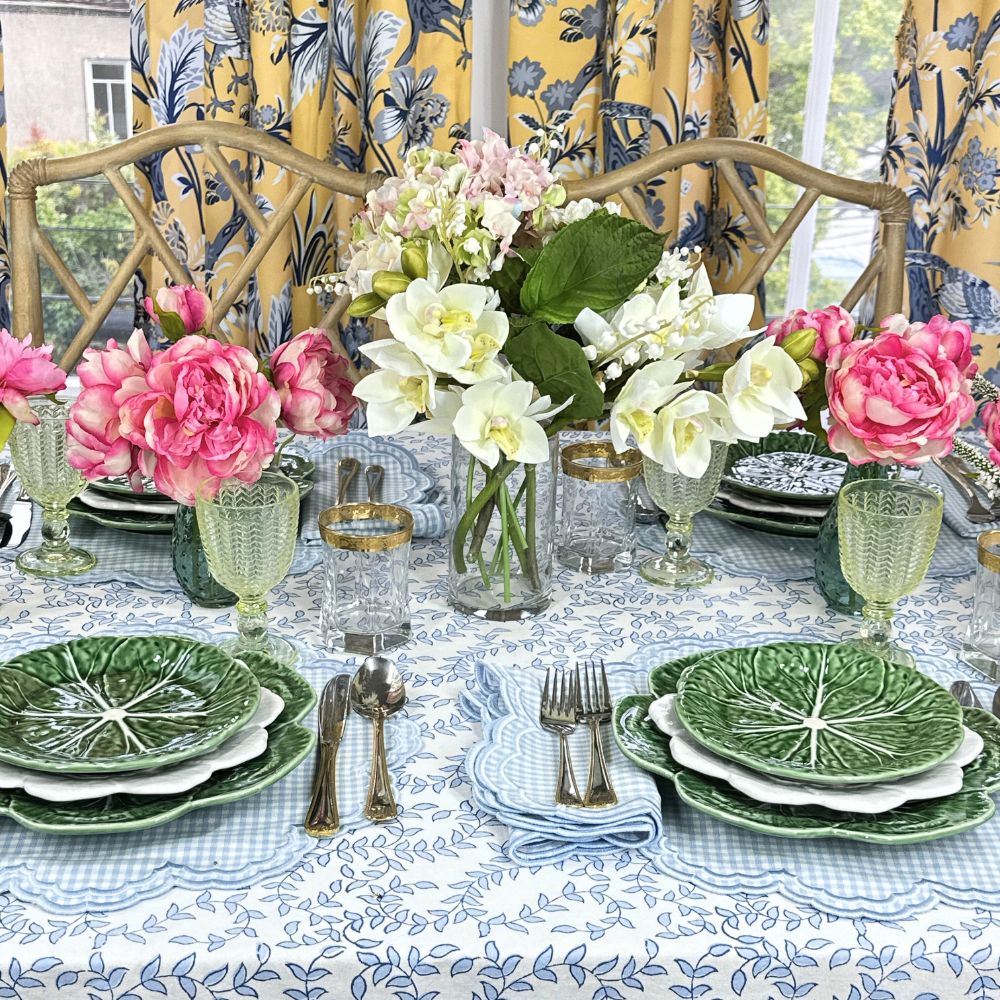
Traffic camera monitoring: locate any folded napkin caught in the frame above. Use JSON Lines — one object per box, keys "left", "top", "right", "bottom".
{"left": 922, "top": 460, "right": 1000, "bottom": 539}
{"left": 461, "top": 660, "right": 663, "bottom": 866}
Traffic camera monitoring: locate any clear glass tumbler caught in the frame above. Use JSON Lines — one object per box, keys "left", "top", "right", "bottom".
{"left": 10, "top": 398, "right": 96, "bottom": 577}
{"left": 558, "top": 441, "right": 641, "bottom": 574}
{"left": 639, "top": 441, "right": 729, "bottom": 589}
{"left": 318, "top": 502, "right": 413, "bottom": 654}
{"left": 196, "top": 471, "right": 300, "bottom": 665}
{"left": 962, "top": 529, "right": 1000, "bottom": 680}
{"left": 838, "top": 479, "right": 943, "bottom": 667}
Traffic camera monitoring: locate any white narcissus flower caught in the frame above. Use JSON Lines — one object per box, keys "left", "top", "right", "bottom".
{"left": 609, "top": 359, "right": 685, "bottom": 453}
{"left": 646, "top": 391, "right": 735, "bottom": 478}
{"left": 453, "top": 379, "right": 565, "bottom": 467}
{"left": 722, "top": 337, "right": 806, "bottom": 439}
{"left": 385, "top": 279, "right": 508, "bottom": 383}
{"left": 353, "top": 341, "right": 436, "bottom": 435}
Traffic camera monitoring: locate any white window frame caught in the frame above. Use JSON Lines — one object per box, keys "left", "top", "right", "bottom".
{"left": 83, "top": 58, "right": 132, "bottom": 141}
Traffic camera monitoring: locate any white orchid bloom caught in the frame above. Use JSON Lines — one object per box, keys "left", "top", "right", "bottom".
{"left": 425, "top": 239, "right": 456, "bottom": 291}
{"left": 354, "top": 341, "right": 436, "bottom": 435}
{"left": 672, "top": 266, "right": 755, "bottom": 352}
{"left": 608, "top": 359, "right": 685, "bottom": 453}
{"left": 453, "top": 379, "right": 565, "bottom": 467}
{"left": 646, "top": 390, "right": 735, "bottom": 478}
{"left": 722, "top": 337, "right": 806, "bottom": 439}
{"left": 413, "top": 385, "right": 465, "bottom": 436}
{"left": 385, "top": 279, "right": 508, "bottom": 384}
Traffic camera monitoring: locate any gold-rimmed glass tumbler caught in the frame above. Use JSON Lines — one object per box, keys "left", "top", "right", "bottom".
{"left": 838, "top": 479, "right": 943, "bottom": 667}
{"left": 639, "top": 442, "right": 728, "bottom": 589}
{"left": 9, "top": 398, "right": 96, "bottom": 577}
{"left": 196, "top": 471, "right": 299, "bottom": 665}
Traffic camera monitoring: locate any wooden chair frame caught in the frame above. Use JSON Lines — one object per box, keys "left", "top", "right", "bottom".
{"left": 564, "top": 138, "right": 910, "bottom": 320}
{"left": 7, "top": 122, "right": 384, "bottom": 371}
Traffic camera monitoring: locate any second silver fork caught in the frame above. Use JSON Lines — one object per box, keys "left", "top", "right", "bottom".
{"left": 576, "top": 659, "right": 618, "bottom": 807}
{"left": 540, "top": 667, "right": 583, "bottom": 807}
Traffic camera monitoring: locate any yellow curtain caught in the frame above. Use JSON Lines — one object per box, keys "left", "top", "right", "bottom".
{"left": 131, "top": 0, "right": 472, "bottom": 356}
{"left": 882, "top": 1, "right": 1000, "bottom": 377}
{"left": 507, "top": 0, "right": 769, "bottom": 305}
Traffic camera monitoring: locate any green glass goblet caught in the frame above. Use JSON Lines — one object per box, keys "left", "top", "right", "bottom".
{"left": 838, "top": 478, "right": 943, "bottom": 667}
{"left": 639, "top": 441, "right": 728, "bottom": 589}
{"left": 196, "top": 471, "right": 300, "bottom": 665}
{"left": 9, "top": 398, "right": 96, "bottom": 577}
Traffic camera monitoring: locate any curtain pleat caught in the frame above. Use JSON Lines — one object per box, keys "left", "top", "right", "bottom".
{"left": 882, "top": 0, "right": 1000, "bottom": 376}
{"left": 0, "top": 19, "right": 9, "bottom": 332}
{"left": 506, "top": 0, "right": 769, "bottom": 309}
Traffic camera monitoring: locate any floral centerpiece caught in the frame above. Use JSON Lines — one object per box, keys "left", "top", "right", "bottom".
{"left": 0, "top": 330, "right": 68, "bottom": 449}
{"left": 314, "top": 129, "right": 814, "bottom": 616}
{"left": 66, "top": 286, "right": 357, "bottom": 604}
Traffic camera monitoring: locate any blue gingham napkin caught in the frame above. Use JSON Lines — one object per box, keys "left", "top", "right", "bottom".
{"left": 461, "top": 661, "right": 663, "bottom": 866}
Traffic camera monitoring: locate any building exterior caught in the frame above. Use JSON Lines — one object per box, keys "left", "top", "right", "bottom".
{"left": 1, "top": 0, "right": 130, "bottom": 150}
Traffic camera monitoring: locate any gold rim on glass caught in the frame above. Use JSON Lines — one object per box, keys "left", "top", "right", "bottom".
{"left": 561, "top": 442, "right": 642, "bottom": 482}
{"left": 318, "top": 503, "right": 414, "bottom": 552}
{"left": 978, "top": 529, "right": 1000, "bottom": 574}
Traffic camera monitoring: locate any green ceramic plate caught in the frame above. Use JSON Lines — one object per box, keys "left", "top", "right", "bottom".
{"left": 675, "top": 643, "right": 965, "bottom": 785}
{"left": 614, "top": 694, "right": 1000, "bottom": 844}
{"left": 69, "top": 499, "right": 175, "bottom": 534}
{"left": 722, "top": 431, "right": 845, "bottom": 502}
{"left": 703, "top": 501, "right": 821, "bottom": 538}
{"left": 0, "top": 636, "right": 261, "bottom": 773}
{"left": 0, "top": 649, "right": 316, "bottom": 834}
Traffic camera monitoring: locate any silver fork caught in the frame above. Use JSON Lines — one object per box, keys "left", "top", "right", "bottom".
{"left": 540, "top": 667, "right": 583, "bottom": 807}
{"left": 576, "top": 659, "right": 618, "bottom": 807}
{"left": 935, "top": 457, "right": 996, "bottom": 523}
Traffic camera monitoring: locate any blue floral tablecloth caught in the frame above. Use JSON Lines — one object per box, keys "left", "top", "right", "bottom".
{"left": 1, "top": 429, "right": 996, "bottom": 1000}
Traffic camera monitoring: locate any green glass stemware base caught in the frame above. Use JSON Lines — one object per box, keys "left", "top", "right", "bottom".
{"left": 220, "top": 634, "right": 299, "bottom": 667}
{"left": 847, "top": 637, "right": 916, "bottom": 668}
{"left": 16, "top": 544, "right": 96, "bottom": 578}
{"left": 639, "top": 553, "right": 714, "bottom": 589}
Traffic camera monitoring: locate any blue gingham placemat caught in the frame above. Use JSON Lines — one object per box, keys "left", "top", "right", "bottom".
{"left": 0, "top": 622, "right": 423, "bottom": 913}
{"left": 625, "top": 635, "right": 1000, "bottom": 920}
{"left": 637, "top": 508, "right": 977, "bottom": 582}
{"left": 0, "top": 433, "right": 446, "bottom": 592}
{"left": 461, "top": 660, "right": 663, "bottom": 865}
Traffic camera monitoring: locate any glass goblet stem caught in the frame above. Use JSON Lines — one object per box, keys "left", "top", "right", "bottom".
{"left": 859, "top": 599, "right": 895, "bottom": 656}
{"left": 40, "top": 505, "right": 71, "bottom": 560}
{"left": 236, "top": 595, "right": 269, "bottom": 651}
{"left": 664, "top": 514, "right": 693, "bottom": 571}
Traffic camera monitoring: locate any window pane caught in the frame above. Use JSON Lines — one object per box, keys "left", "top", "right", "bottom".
{"left": 93, "top": 83, "right": 110, "bottom": 120}
{"left": 91, "top": 62, "right": 126, "bottom": 81}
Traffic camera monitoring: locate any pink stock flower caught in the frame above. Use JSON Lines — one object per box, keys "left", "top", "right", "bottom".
{"left": 67, "top": 330, "right": 152, "bottom": 487}
{"left": 983, "top": 402, "right": 1000, "bottom": 467}
{"left": 456, "top": 129, "right": 556, "bottom": 211}
{"left": 144, "top": 284, "right": 212, "bottom": 337}
{"left": 825, "top": 332, "right": 975, "bottom": 465}
{"left": 119, "top": 336, "right": 280, "bottom": 505}
{"left": 879, "top": 312, "right": 977, "bottom": 379}
{"left": 270, "top": 329, "right": 357, "bottom": 438}
{"left": 765, "top": 305, "right": 855, "bottom": 362}
{"left": 0, "top": 329, "right": 67, "bottom": 423}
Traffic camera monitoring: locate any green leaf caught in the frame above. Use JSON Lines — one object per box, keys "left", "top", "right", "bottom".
{"left": 519, "top": 213, "right": 665, "bottom": 324}
{"left": 0, "top": 406, "right": 14, "bottom": 451}
{"left": 156, "top": 308, "right": 189, "bottom": 343}
{"left": 504, "top": 321, "right": 604, "bottom": 424}
{"left": 489, "top": 249, "right": 539, "bottom": 315}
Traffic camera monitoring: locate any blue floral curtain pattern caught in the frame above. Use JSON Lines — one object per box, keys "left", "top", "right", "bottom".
{"left": 882, "top": 0, "right": 1000, "bottom": 374}
{"left": 506, "top": 0, "right": 770, "bottom": 306}
{"left": 132, "top": 0, "right": 472, "bottom": 356}
{"left": 0, "top": 20, "right": 9, "bottom": 332}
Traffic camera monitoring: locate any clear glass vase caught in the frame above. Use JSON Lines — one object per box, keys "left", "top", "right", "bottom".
{"left": 815, "top": 461, "right": 898, "bottom": 615}
{"left": 448, "top": 436, "right": 557, "bottom": 620}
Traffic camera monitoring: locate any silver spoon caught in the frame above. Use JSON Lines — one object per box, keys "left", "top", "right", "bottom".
{"left": 336, "top": 457, "right": 361, "bottom": 505}
{"left": 350, "top": 656, "right": 406, "bottom": 822}
{"left": 950, "top": 680, "right": 983, "bottom": 709}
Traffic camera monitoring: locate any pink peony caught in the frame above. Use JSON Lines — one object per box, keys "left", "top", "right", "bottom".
{"left": 0, "top": 328, "right": 67, "bottom": 423}
{"left": 766, "top": 305, "right": 855, "bottom": 362}
{"left": 825, "top": 332, "right": 975, "bottom": 465}
{"left": 67, "top": 330, "right": 152, "bottom": 487}
{"left": 144, "top": 284, "right": 212, "bottom": 338}
{"left": 270, "top": 329, "right": 357, "bottom": 438}
{"left": 879, "top": 313, "right": 977, "bottom": 379}
{"left": 119, "top": 336, "right": 280, "bottom": 505}
{"left": 983, "top": 401, "right": 1000, "bottom": 466}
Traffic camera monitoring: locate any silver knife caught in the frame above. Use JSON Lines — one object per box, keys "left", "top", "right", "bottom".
{"left": 950, "top": 680, "right": 983, "bottom": 709}
{"left": 304, "top": 673, "right": 351, "bottom": 837}
{"left": 993, "top": 685, "right": 1000, "bottom": 720}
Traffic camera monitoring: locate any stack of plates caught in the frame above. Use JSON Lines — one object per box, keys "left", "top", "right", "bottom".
{"left": 0, "top": 635, "right": 315, "bottom": 834}
{"left": 614, "top": 642, "right": 1000, "bottom": 843}
{"left": 705, "top": 431, "right": 846, "bottom": 537}
{"left": 69, "top": 456, "right": 316, "bottom": 535}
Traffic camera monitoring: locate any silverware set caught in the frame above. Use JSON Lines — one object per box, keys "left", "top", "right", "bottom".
{"left": 0, "top": 463, "right": 30, "bottom": 550}
{"left": 950, "top": 679, "right": 1000, "bottom": 717}
{"left": 336, "top": 457, "right": 384, "bottom": 504}
{"left": 540, "top": 659, "right": 617, "bottom": 808}
{"left": 934, "top": 454, "right": 1000, "bottom": 523}
{"left": 304, "top": 655, "right": 407, "bottom": 837}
